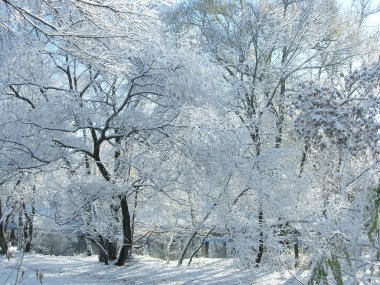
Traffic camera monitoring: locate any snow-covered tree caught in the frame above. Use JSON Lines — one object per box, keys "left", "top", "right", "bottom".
{"left": 165, "top": 0, "right": 379, "bottom": 268}
{"left": 289, "top": 59, "right": 380, "bottom": 284}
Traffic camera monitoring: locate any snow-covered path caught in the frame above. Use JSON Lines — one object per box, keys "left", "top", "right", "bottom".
{"left": 0, "top": 253, "right": 303, "bottom": 285}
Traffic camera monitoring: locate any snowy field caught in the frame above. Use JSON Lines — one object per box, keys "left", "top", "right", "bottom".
{"left": 0, "top": 252, "right": 305, "bottom": 285}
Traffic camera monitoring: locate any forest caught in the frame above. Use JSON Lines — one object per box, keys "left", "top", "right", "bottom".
{"left": 0, "top": 0, "right": 380, "bottom": 284}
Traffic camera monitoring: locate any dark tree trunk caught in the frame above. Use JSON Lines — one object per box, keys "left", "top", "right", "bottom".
{"left": 299, "top": 141, "right": 310, "bottom": 176}
{"left": 84, "top": 203, "right": 93, "bottom": 256}
{"left": 255, "top": 210, "right": 264, "bottom": 266}
{"left": 97, "top": 236, "right": 110, "bottom": 265}
{"left": 10, "top": 229, "right": 16, "bottom": 242}
{"left": 92, "top": 236, "right": 109, "bottom": 265}
{"left": 25, "top": 236, "right": 32, "bottom": 252}
{"left": 275, "top": 77, "right": 286, "bottom": 148}
{"left": 250, "top": 126, "right": 265, "bottom": 266}
{"left": 22, "top": 202, "right": 35, "bottom": 252}
{"left": 18, "top": 206, "right": 23, "bottom": 249}
{"left": 98, "top": 235, "right": 117, "bottom": 261}
{"left": 178, "top": 231, "right": 197, "bottom": 266}
{"left": 294, "top": 237, "right": 299, "bottom": 268}
{"left": 108, "top": 239, "right": 118, "bottom": 260}
{"left": 83, "top": 144, "right": 93, "bottom": 256}
{"left": 0, "top": 199, "right": 8, "bottom": 255}
{"left": 250, "top": 127, "right": 261, "bottom": 157}
{"left": 188, "top": 227, "right": 214, "bottom": 266}
{"left": 92, "top": 133, "right": 134, "bottom": 265}
{"left": 203, "top": 241, "right": 209, "bottom": 258}
{"left": 93, "top": 150, "right": 119, "bottom": 261}
{"left": 115, "top": 194, "right": 132, "bottom": 266}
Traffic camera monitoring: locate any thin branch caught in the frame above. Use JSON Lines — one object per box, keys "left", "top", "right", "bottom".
{"left": 9, "top": 85, "right": 35, "bottom": 109}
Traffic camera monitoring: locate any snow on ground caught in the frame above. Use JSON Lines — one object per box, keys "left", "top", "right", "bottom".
{"left": 0, "top": 251, "right": 305, "bottom": 285}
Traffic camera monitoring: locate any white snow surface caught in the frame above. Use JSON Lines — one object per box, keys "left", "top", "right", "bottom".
{"left": 0, "top": 252, "right": 305, "bottom": 285}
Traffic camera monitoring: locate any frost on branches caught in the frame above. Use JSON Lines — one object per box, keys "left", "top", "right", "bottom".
{"left": 0, "top": 0, "right": 380, "bottom": 284}
{"left": 289, "top": 60, "right": 380, "bottom": 285}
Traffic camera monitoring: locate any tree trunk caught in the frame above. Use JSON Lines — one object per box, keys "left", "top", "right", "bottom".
{"left": 22, "top": 201, "right": 35, "bottom": 252}
{"left": 294, "top": 237, "right": 299, "bottom": 268}
{"left": 105, "top": 199, "right": 119, "bottom": 260}
{"left": 188, "top": 227, "right": 214, "bottom": 266}
{"left": 115, "top": 194, "right": 132, "bottom": 266}
{"left": 275, "top": 77, "right": 286, "bottom": 149}
{"left": 107, "top": 238, "right": 118, "bottom": 261}
{"left": 299, "top": 141, "right": 310, "bottom": 176}
{"left": 0, "top": 199, "right": 8, "bottom": 255}
{"left": 97, "top": 234, "right": 116, "bottom": 261}
{"left": 178, "top": 231, "right": 197, "bottom": 266}
{"left": 255, "top": 209, "right": 264, "bottom": 266}
{"left": 17, "top": 207, "right": 23, "bottom": 250}
{"left": 91, "top": 236, "right": 109, "bottom": 265}
{"left": 92, "top": 152, "right": 119, "bottom": 261}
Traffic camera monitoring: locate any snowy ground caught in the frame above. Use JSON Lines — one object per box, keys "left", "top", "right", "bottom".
{"left": 0, "top": 251, "right": 306, "bottom": 285}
